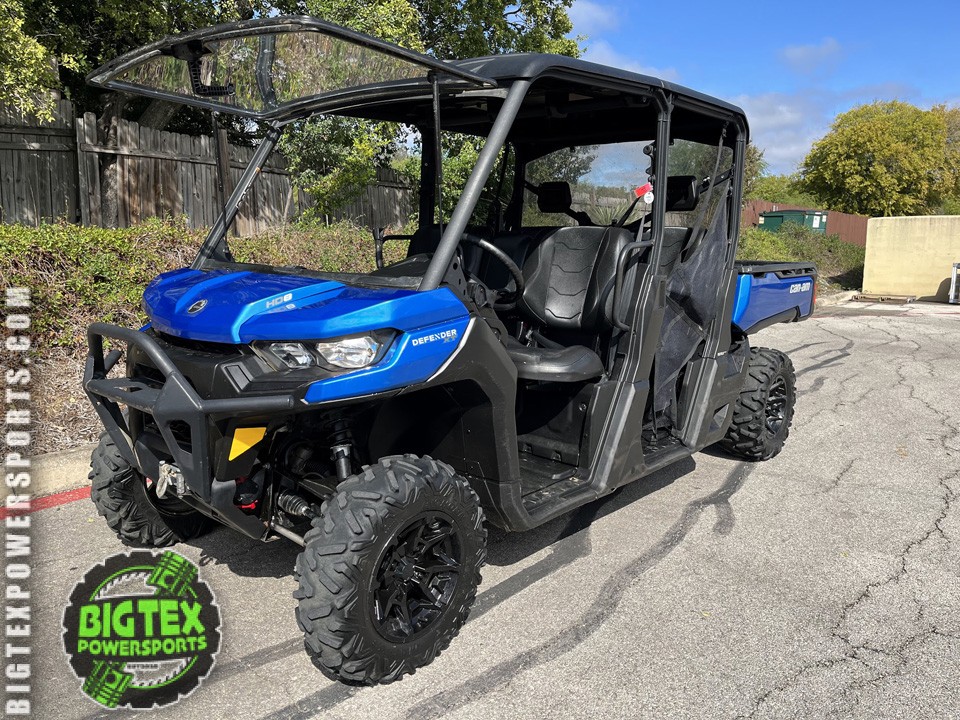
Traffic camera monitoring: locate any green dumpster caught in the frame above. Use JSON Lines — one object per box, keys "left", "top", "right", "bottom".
{"left": 758, "top": 209, "right": 827, "bottom": 233}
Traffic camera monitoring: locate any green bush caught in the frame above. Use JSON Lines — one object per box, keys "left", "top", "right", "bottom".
{"left": 231, "top": 219, "right": 407, "bottom": 273}
{"left": 737, "top": 223, "right": 865, "bottom": 292}
{"left": 0, "top": 218, "right": 388, "bottom": 359}
{"left": 0, "top": 218, "right": 203, "bottom": 353}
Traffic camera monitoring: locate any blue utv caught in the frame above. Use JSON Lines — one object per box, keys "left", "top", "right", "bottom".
{"left": 83, "top": 17, "right": 816, "bottom": 685}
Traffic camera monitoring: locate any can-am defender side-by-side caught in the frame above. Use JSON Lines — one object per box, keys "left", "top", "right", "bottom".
{"left": 83, "top": 16, "right": 816, "bottom": 685}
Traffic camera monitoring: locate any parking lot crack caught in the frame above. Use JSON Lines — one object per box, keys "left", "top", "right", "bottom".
{"left": 893, "top": 359, "right": 960, "bottom": 454}
{"left": 738, "top": 468, "right": 956, "bottom": 719}
{"left": 814, "top": 458, "right": 855, "bottom": 495}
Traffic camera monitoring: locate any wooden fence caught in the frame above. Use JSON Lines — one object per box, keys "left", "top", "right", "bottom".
{"left": 75, "top": 113, "right": 300, "bottom": 235}
{"left": 0, "top": 100, "right": 412, "bottom": 233}
{"left": 742, "top": 199, "right": 869, "bottom": 247}
{"left": 822, "top": 210, "right": 869, "bottom": 248}
{"left": 0, "top": 100, "right": 78, "bottom": 225}
{"left": 331, "top": 167, "right": 413, "bottom": 229}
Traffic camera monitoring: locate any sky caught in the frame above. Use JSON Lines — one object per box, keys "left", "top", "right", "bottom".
{"left": 567, "top": 0, "right": 960, "bottom": 175}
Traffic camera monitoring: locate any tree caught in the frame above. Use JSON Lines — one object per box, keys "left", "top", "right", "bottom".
{"left": 799, "top": 101, "right": 953, "bottom": 217}
{"left": 0, "top": 0, "right": 74, "bottom": 119}
{"left": 414, "top": 0, "right": 578, "bottom": 59}
{"left": 286, "top": 0, "right": 581, "bottom": 216}
{"left": 20, "top": 1, "right": 296, "bottom": 118}
{"left": 742, "top": 144, "right": 767, "bottom": 200}
{"left": 934, "top": 105, "right": 960, "bottom": 212}
{"left": 749, "top": 173, "right": 819, "bottom": 207}
{"left": 526, "top": 146, "right": 597, "bottom": 188}
{"left": 281, "top": 0, "right": 423, "bottom": 216}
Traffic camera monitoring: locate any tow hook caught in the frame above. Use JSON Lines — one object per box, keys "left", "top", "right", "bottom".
{"left": 156, "top": 462, "right": 186, "bottom": 498}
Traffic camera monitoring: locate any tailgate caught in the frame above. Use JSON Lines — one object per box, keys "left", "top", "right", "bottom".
{"left": 732, "top": 261, "right": 817, "bottom": 334}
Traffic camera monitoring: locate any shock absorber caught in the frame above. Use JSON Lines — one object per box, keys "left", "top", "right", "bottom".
{"left": 324, "top": 418, "right": 354, "bottom": 481}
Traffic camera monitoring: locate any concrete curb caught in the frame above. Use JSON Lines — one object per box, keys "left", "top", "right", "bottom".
{"left": 816, "top": 289, "right": 859, "bottom": 309}
{"left": 2, "top": 443, "right": 97, "bottom": 502}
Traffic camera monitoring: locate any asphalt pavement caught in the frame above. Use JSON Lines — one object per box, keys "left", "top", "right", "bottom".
{"left": 29, "top": 300, "right": 960, "bottom": 719}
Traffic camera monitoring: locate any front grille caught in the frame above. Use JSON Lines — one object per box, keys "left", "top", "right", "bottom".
{"left": 150, "top": 330, "right": 240, "bottom": 356}
{"left": 133, "top": 363, "right": 165, "bottom": 388}
{"left": 129, "top": 330, "right": 246, "bottom": 399}
{"left": 140, "top": 414, "right": 193, "bottom": 452}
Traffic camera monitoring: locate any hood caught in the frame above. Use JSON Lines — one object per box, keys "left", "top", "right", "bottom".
{"left": 143, "top": 268, "right": 468, "bottom": 344}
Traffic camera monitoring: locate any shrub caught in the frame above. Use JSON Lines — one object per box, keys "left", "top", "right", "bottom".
{"left": 0, "top": 218, "right": 203, "bottom": 354}
{"left": 0, "top": 218, "right": 391, "bottom": 359}
{"left": 0, "top": 218, "right": 386, "bottom": 453}
{"left": 737, "top": 223, "right": 865, "bottom": 292}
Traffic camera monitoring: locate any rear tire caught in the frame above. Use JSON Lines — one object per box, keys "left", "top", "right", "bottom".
{"left": 294, "top": 455, "right": 486, "bottom": 685}
{"left": 89, "top": 432, "right": 215, "bottom": 547}
{"left": 718, "top": 347, "right": 796, "bottom": 461}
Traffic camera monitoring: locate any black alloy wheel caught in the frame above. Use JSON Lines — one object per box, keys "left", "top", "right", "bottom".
{"left": 371, "top": 511, "right": 462, "bottom": 642}
{"left": 764, "top": 375, "right": 788, "bottom": 434}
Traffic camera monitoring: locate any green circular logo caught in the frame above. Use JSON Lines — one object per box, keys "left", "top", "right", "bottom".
{"left": 61, "top": 550, "right": 221, "bottom": 710}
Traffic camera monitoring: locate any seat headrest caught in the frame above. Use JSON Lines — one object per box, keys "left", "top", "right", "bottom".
{"left": 665, "top": 175, "right": 699, "bottom": 212}
{"left": 536, "top": 181, "right": 574, "bottom": 214}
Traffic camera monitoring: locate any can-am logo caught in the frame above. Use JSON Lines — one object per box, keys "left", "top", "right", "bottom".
{"left": 411, "top": 329, "right": 458, "bottom": 346}
{"left": 789, "top": 282, "right": 812, "bottom": 294}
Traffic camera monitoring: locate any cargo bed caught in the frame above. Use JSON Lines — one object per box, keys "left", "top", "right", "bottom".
{"left": 732, "top": 260, "right": 818, "bottom": 334}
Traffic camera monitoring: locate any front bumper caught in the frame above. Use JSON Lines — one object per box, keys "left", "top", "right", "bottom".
{"left": 84, "top": 323, "right": 297, "bottom": 534}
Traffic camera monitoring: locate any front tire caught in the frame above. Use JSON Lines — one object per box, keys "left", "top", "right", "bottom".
{"left": 89, "top": 433, "right": 215, "bottom": 547}
{"left": 718, "top": 347, "right": 796, "bottom": 461}
{"left": 294, "top": 455, "right": 486, "bottom": 685}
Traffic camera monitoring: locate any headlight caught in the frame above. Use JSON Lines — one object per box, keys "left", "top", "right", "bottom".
{"left": 256, "top": 342, "right": 316, "bottom": 370}
{"left": 315, "top": 335, "right": 381, "bottom": 369}
{"left": 253, "top": 334, "right": 387, "bottom": 372}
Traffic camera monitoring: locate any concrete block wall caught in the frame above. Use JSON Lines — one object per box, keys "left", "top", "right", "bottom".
{"left": 863, "top": 216, "right": 960, "bottom": 302}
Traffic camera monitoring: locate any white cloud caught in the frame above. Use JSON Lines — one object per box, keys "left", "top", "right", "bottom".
{"left": 779, "top": 37, "right": 843, "bottom": 76}
{"left": 582, "top": 39, "right": 680, "bottom": 82}
{"left": 734, "top": 92, "right": 829, "bottom": 174}
{"left": 734, "top": 82, "right": 925, "bottom": 174}
{"left": 568, "top": 1, "right": 619, "bottom": 36}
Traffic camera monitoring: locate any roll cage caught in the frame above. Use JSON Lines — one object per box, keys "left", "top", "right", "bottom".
{"left": 87, "top": 15, "right": 749, "bottom": 297}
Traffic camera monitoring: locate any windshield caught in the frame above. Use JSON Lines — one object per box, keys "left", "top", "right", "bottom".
{"left": 523, "top": 141, "right": 653, "bottom": 228}
{"left": 116, "top": 32, "right": 433, "bottom": 116}
{"left": 89, "top": 17, "right": 494, "bottom": 121}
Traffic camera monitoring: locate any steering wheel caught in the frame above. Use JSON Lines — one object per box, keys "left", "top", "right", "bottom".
{"left": 459, "top": 233, "right": 525, "bottom": 311}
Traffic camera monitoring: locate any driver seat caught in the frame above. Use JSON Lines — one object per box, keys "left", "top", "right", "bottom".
{"left": 506, "top": 225, "right": 633, "bottom": 382}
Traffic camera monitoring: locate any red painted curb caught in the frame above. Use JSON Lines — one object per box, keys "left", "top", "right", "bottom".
{"left": 1, "top": 485, "right": 91, "bottom": 519}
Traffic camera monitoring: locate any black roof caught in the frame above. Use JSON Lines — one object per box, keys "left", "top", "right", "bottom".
{"left": 450, "top": 53, "right": 746, "bottom": 119}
